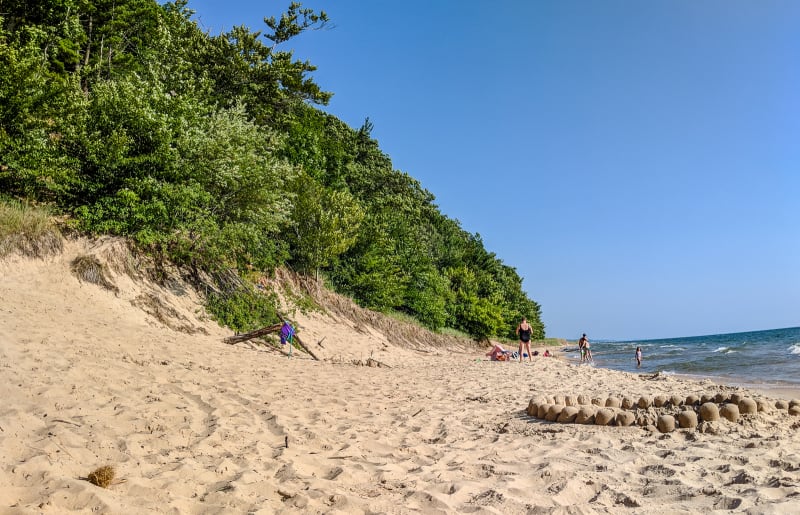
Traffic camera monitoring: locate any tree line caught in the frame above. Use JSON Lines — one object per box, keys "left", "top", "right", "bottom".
{"left": 0, "top": 0, "right": 545, "bottom": 340}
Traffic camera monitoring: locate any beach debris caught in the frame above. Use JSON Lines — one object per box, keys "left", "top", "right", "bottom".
{"left": 86, "top": 465, "right": 115, "bottom": 488}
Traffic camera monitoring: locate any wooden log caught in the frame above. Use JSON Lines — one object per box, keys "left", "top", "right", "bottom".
{"left": 223, "top": 324, "right": 281, "bottom": 345}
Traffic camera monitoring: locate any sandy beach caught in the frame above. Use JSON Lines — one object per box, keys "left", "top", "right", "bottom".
{"left": 2, "top": 239, "right": 800, "bottom": 514}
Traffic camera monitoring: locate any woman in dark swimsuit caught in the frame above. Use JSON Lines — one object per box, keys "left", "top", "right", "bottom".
{"left": 516, "top": 317, "right": 533, "bottom": 363}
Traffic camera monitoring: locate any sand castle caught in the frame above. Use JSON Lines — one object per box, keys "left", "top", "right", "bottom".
{"left": 526, "top": 393, "right": 800, "bottom": 433}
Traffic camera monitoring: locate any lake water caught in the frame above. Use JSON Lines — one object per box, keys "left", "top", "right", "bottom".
{"left": 569, "top": 326, "right": 800, "bottom": 388}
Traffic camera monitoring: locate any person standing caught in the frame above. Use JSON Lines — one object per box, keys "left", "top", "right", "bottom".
{"left": 516, "top": 318, "right": 533, "bottom": 363}
{"left": 635, "top": 347, "right": 642, "bottom": 368}
{"left": 579, "top": 333, "right": 593, "bottom": 362}
{"left": 578, "top": 333, "right": 588, "bottom": 362}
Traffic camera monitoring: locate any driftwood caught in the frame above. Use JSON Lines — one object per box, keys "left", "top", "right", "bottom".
{"left": 224, "top": 318, "right": 320, "bottom": 361}
{"left": 224, "top": 324, "right": 281, "bottom": 345}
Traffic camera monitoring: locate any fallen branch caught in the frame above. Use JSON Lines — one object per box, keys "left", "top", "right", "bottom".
{"left": 224, "top": 324, "right": 281, "bottom": 345}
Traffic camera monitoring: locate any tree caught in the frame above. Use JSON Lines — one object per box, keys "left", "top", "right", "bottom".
{"left": 288, "top": 171, "right": 363, "bottom": 279}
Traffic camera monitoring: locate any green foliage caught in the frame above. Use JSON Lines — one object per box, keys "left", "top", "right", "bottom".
{"left": 207, "top": 289, "right": 279, "bottom": 333}
{"left": 0, "top": 1, "right": 547, "bottom": 340}
{"left": 287, "top": 171, "right": 363, "bottom": 277}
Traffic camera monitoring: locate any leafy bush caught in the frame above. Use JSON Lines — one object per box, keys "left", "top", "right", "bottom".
{"left": 206, "top": 288, "right": 279, "bottom": 334}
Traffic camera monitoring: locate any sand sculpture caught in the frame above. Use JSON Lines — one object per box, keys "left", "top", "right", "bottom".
{"left": 526, "top": 394, "right": 800, "bottom": 433}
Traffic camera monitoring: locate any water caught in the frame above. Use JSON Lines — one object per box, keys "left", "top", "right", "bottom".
{"left": 571, "top": 327, "right": 800, "bottom": 387}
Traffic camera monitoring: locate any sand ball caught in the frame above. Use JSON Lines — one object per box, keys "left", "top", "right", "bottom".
{"left": 700, "top": 394, "right": 715, "bottom": 404}
{"left": 657, "top": 415, "right": 676, "bottom": 433}
{"left": 591, "top": 397, "right": 603, "bottom": 406}
{"left": 595, "top": 408, "right": 615, "bottom": 426}
{"left": 546, "top": 404, "right": 563, "bottom": 422}
{"left": 653, "top": 395, "right": 669, "bottom": 408}
{"left": 789, "top": 406, "right": 800, "bottom": 417}
{"left": 678, "top": 410, "right": 698, "bottom": 429}
{"left": 557, "top": 406, "right": 580, "bottom": 423}
{"left": 565, "top": 395, "right": 578, "bottom": 407}
{"left": 685, "top": 394, "right": 700, "bottom": 406}
{"left": 730, "top": 393, "right": 743, "bottom": 405}
{"left": 615, "top": 411, "right": 636, "bottom": 427}
{"left": 756, "top": 400, "right": 772, "bottom": 413}
{"left": 537, "top": 403, "right": 551, "bottom": 419}
{"left": 670, "top": 395, "right": 683, "bottom": 407}
{"left": 637, "top": 396, "right": 652, "bottom": 409}
{"left": 526, "top": 400, "right": 539, "bottom": 417}
{"left": 577, "top": 394, "right": 591, "bottom": 405}
{"left": 714, "top": 392, "right": 729, "bottom": 404}
{"left": 553, "top": 395, "right": 565, "bottom": 406}
{"left": 543, "top": 396, "right": 555, "bottom": 404}
{"left": 605, "top": 397, "right": 622, "bottom": 408}
{"left": 789, "top": 399, "right": 800, "bottom": 408}
{"left": 775, "top": 399, "right": 789, "bottom": 410}
{"left": 575, "top": 406, "right": 596, "bottom": 425}
{"left": 720, "top": 403, "right": 739, "bottom": 423}
{"left": 621, "top": 397, "right": 635, "bottom": 410}
{"left": 699, "top": 402, "right": 720, "bottom": 422}
{"left": 738, "top": 398, "right": 757, "bottom": 415}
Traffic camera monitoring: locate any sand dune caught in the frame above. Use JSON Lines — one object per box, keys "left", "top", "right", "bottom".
{"left": 2, "top": 239, "right": 799, "bottom": 513}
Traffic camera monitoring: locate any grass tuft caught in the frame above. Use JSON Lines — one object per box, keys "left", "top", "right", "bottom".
{"left": 70, "top": 255, "right": 120, "bottom": 294}
{"left": 0, "top": 199, "right": 63, "bottom": 258}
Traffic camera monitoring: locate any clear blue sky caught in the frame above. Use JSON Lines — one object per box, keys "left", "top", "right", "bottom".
{"left": 185, "top": 0, "right": 800, "bottom": 340}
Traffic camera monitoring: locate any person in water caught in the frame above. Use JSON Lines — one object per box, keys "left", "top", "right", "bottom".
{"left": 635, "top": 346, "right": 642, "bottom": 368}
{"left": 516, "top": 317, "right": 533, "bottom": 363}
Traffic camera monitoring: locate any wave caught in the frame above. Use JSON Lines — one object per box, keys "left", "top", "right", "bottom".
{"left": 713, "top": 346, "right": 729, "bottom": 353}
{"left": 789, "top": 344, "right": 800, "bottom": 355}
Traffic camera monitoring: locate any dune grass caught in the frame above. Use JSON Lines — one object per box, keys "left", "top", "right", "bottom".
{"left": 0, "top": 199, "right": 63, "bottom": 258}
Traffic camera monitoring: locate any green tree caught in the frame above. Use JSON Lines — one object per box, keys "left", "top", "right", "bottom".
{"left": 288, "top": 172, "right": 363, "bottom": 279}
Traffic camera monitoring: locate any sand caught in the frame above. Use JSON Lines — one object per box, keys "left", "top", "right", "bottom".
{"left": 2, "top": 239, "right": 800, "bottom": 514}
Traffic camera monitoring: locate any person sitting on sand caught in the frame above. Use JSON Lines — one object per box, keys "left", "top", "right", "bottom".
{"left": 543, "top": 349, "right": 551, "bottom": 357}
{"left": 516, "top": 317, "right": 533, "bottom": 363}
{"left": 486, "top": 344, "right": 509, "bottom": 361}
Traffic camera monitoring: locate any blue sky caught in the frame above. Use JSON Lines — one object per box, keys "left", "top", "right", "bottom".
{"left": 185, "top": 1, "right": 800, "bottom": 340}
